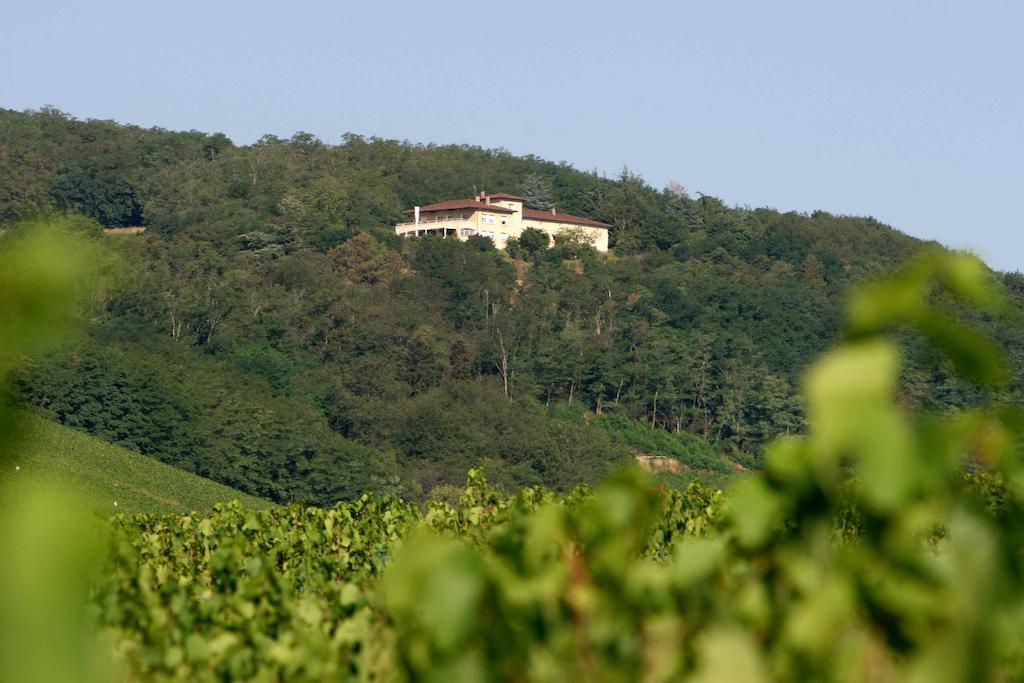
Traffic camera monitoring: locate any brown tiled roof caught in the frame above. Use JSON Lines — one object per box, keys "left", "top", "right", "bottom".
{"left": 403, "top": 199, "right": 514, "bottom": 214}
{"left": 484, "top": 193, "right": 525, "bottom": 201}
{"left": 522, "top": 208, "right": 611, "bottom": 229}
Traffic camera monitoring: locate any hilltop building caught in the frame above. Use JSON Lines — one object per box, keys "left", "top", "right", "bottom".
{"left": 395, "top": 191, "right": 610, "bottom": 252}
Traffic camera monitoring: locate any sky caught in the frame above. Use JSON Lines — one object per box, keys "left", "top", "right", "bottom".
{"left": 2, "top": 0, "right": 1022, "bottom": 271}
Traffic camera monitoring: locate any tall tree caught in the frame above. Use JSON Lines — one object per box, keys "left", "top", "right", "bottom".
{"left": 518, "top": 172, "right": 552, "bottom": 210}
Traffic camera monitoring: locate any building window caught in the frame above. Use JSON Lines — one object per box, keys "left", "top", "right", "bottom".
{"left": 461, "top": 228, "right": 476, "bottom": 237}
{"left": 500, "top": 217, "right": 508, "bottom": 225}
{"left": 481, "top": 230, "right": 494, "bottom": 239}
{"left": 461, "top": 213, "right": 468, "bottom": 220}
{"left": 499, "top": 232, "right": 508, "bottom": 241}
{"left": 482, "top": 214, "right": 495, "bottom": 225}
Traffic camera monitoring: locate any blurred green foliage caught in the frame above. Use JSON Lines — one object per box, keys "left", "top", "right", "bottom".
{"left": 83, "top": 250, "right": 1024, "bottom": 681}
{"left": 0, "top": 217, "right": 98, "bottom": 379}
{"left": 91, "top": 472, "right": 723, "bottom": 681}
{"left": 0, "top": 488, "right": 115, "bottom": 683}
{"left": 381, "top": 252, "right": 1024, "bottom": 681}
{"left": 0, "top": 215, "right": 112, "bottom": 465}
{"left": 0, "top": 218, "right": 118, "bottom": 683}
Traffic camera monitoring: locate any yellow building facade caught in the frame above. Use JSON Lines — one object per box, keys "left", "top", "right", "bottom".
{"left": 395, "top": 192, "right": 610, "bottom": 252}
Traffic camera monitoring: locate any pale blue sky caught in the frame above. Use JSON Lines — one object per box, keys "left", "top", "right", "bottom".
{"left": 2, "top": 0, "right": 1021, "bottom": 271}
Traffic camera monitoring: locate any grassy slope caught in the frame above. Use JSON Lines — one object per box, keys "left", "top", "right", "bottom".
{"left": 7, "top": 413, "right": 271, "bottom": 515}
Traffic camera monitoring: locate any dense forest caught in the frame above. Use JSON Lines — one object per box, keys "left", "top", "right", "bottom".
{"left": 3, "top": 106, "right": 1022, "bottom": 505}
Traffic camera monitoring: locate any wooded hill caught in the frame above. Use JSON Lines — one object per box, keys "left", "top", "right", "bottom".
{"left": 3, "top": 106, "right": 1022, "bottom": 504}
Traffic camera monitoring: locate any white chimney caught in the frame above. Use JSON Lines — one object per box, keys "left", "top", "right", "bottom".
{"left": 550, "top": 206, "right": 556, "bottom": 215}
{"left": 414, "top": 206, "right": 420, "bottom": 224}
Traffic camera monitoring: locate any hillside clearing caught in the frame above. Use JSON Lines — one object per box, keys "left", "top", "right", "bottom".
{"left": 6, "top": 412, "right": 271, "bottom": 515}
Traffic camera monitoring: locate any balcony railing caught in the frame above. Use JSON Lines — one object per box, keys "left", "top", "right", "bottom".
{"left": 395, "top": 218, "right": 478, "bottom": 237}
